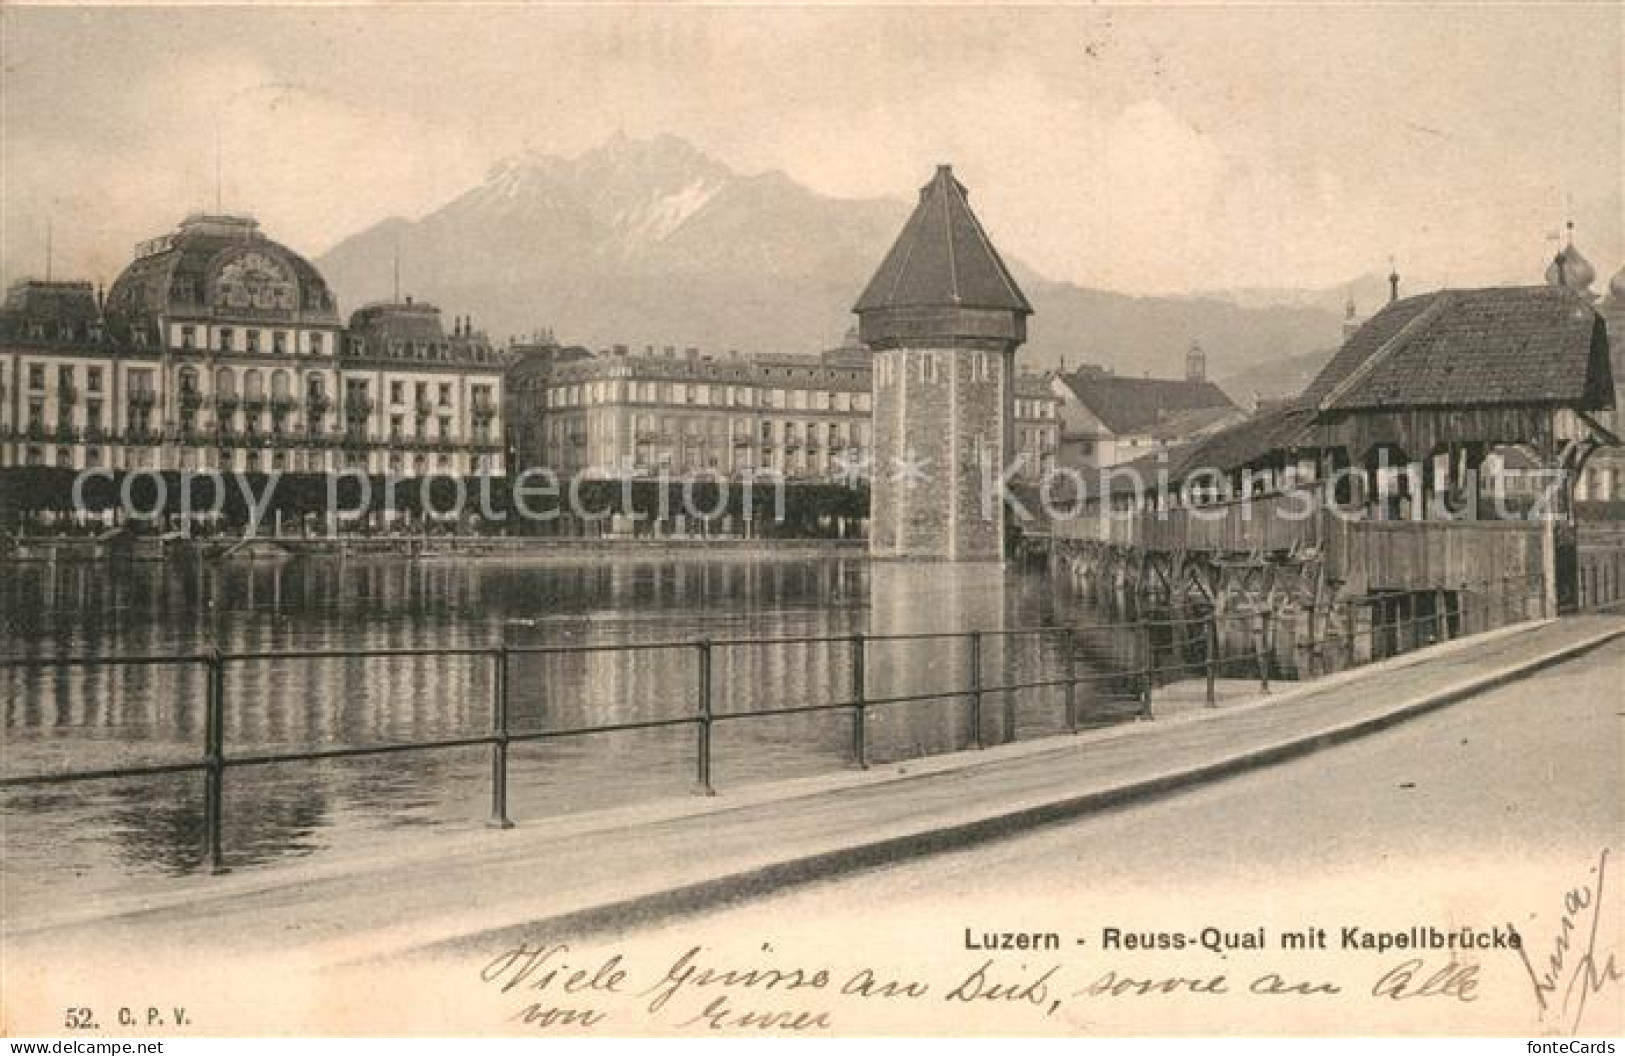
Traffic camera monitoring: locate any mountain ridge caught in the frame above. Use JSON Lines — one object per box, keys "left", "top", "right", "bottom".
{"left": 315, "top": 135, "right": 1347, "bottom": 379}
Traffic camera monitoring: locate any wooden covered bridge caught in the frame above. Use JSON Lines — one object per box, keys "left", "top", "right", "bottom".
{"left": 1046, "top": 285, "right": 1618, "bottom": 650}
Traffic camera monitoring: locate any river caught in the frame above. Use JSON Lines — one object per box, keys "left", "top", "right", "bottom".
{"left": 2, "top": 552, "right": 1151, "bottom": 911}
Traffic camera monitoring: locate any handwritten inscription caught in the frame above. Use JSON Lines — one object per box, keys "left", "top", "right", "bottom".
{"left": 473, "top": 891, "right": 1613, "bottom": 1034}
{"left": 1515, "top": 848, "right": 1623, "bottom": 1035}
{"left": 1370, "top": 959, "right": 1479, "bottom": 1002}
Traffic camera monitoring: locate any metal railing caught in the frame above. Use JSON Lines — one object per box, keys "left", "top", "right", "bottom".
{"left": 0, "top": 571, "right": 1545, "bottom": 872}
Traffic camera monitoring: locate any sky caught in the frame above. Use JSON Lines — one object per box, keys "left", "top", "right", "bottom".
{"left": 2, "top": 3, "right": 1621, "bottom": 298}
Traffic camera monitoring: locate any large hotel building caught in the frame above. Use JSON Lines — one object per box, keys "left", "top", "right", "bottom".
{"left": 2, "top": 212, "right": 1061, "bottom": 491}
{"left": 508, "top": 331, "right": 1060, "bottom": 483}
{"left": 0, "top": 213, "right": 505, "bottom": 477}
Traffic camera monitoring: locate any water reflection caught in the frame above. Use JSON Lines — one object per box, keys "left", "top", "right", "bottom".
{"left": 2, "top": 554, "right": 1145, "bottom": 910}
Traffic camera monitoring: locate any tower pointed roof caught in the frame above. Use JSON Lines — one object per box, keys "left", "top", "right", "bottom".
{"left": 855, "top": 165, "right": 1031, "bottom": 315}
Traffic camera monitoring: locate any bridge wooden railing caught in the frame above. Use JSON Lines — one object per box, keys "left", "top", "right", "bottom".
{"left": 1051, "top": 487, "right": 1327, "bottom": 554}
{"left": 1051, "top": 483, "right": 1551, "bottom": 600}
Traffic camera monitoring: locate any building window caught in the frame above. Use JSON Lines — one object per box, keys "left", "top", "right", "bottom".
{"left": 310, "top": 333, "right": 324, "bottom": 355}
{"left": 247, "top": 330, "right": 261, "bottom": 354}
{"left": 219, "top": 328, "right": 234, "bottom": 352}
{"left": 28, "top": 365, "right": 44, "bottom": 390}
{"left": 391, "top": 381, "right": 404, "bottom": 404}
{"left": 181, "top": 326, "right": 196, "bottom": 350}
{"left": 87, "top": 367, "right": 103, "bottom": 394}
{"left": 439, "top": 383, "right": 452, "bottom": 407}
{"left": 273, "top": 331, "right": 287, "bottom": 354}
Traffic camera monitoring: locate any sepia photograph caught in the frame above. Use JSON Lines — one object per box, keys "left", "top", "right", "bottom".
{"left": 1, "top": 0, "right": 1621, "bottom": 1043}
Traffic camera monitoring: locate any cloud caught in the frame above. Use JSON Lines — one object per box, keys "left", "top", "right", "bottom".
{"left": 1, "top": 54, "right": 484, "bottom": 286}
{"left": 3, "top": 5, "right": 1618, "bottom": 296}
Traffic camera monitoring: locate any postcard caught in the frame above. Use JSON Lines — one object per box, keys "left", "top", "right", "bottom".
{"left": 2, "top": 1, "right": 1622, "bottom": 1041}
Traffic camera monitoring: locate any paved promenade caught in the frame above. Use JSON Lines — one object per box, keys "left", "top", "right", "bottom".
{"left": 7, "top": 614, "right": 1622, "bottom": 968}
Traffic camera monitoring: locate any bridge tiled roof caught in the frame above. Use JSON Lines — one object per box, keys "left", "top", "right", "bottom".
{"left": 1307, "top": 286, "right": 1613, "bottom": 411}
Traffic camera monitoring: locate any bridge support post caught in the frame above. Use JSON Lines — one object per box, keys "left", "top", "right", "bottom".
{"left": 203, "top": 647, "right": 227, "bottom": 874}
{"left": 1204, "top": 613, "right": 1217, "bottom": 707}
{"left": 487, "top": 645, "right": 513, "bottom": 829}
{"left": 1256, "top": 611, "right": 1272, "bottom": 695}
{"left": 694, "top": 640, "right": 715, "bottom": 796}
{"left": 1139, "top": 620, "right": 1154, "bottom": 719}
{"left": 1064, "top": 628, "right": 1079, "bottom": 734}
{"left": 850, "top": 634, "right": 868, "bottom": 770}
{"left": 1540, "top": 516, "right": 1557, "bottom": 619}
{"left": 968, "top": 632, "right": 985, "bottom": 749}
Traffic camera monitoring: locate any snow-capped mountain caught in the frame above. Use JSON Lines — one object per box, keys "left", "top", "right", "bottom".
{"left": 316, "top": 134, "right": 1345, "bottom": 379}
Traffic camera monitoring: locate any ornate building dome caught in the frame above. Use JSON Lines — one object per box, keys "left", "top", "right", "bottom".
{"left": 1544, "top": 224, "right": 1597, "bottom": 295}
{"left": 103, "top": 213, "right": 340, "bottom": 327}
{"left": 1608, "top": 264, "right": 1625, "bottom": 306}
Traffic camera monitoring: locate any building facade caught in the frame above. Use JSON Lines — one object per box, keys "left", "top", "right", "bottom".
{"left": 507, "top": 332, "right": 1062, "bottom": 486}
{"left": 1050, "top": 364, "right": 1242, "bottom": 472}
{"left": 521, "top": 342, "right": 873, "bottom": 481}
{"left": 1, "top": 213, "right": 504, "bottom": 477}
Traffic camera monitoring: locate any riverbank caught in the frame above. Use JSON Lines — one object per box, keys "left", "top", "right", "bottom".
{"left": 8, "top": 613, "right": 1620, "bottom": 966}
{"left": 4, "top": 533, "right": 868, "bottom": 563}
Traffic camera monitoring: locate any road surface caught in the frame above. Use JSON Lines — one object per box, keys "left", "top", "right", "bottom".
{"left": 439, "top": 639, "right": 1625, "bottom": 1036}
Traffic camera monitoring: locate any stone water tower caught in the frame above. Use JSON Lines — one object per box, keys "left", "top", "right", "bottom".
{"left": 853, "top": 166, "right": 1032, "bottom": 561}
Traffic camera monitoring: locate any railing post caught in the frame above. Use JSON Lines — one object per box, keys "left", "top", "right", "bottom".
{"left": 1345, "top": 601, "right": 1358, "bottom": 671}
{"left": 850, "top": 633, "right": 868, "bottom": 770}
{"left": 203, "top": 647, "right": 227, "bottom": 874}
{"left": 1204, "top": 613, "right": 1217, "bottom": 708}
{"left": 488, "top": 645, "right": 513, "bottom": 829}
{"left": 1256, "top": 611, "right": 1272, "bottom": 695}
{"left": 968, "top": 632, "right": 985, "bottom": 749}
{"left": 1139, "top": 619, "right": 1154, "bottom": 719}
{"left": 1435, "top": 589, "right": 1447, "bottom": 644}
{"left": 695, "top": 639, "right": 715, "bottom": 795}
{"left": 1064, "top": 628, "right": 1079, "bottom": 734}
